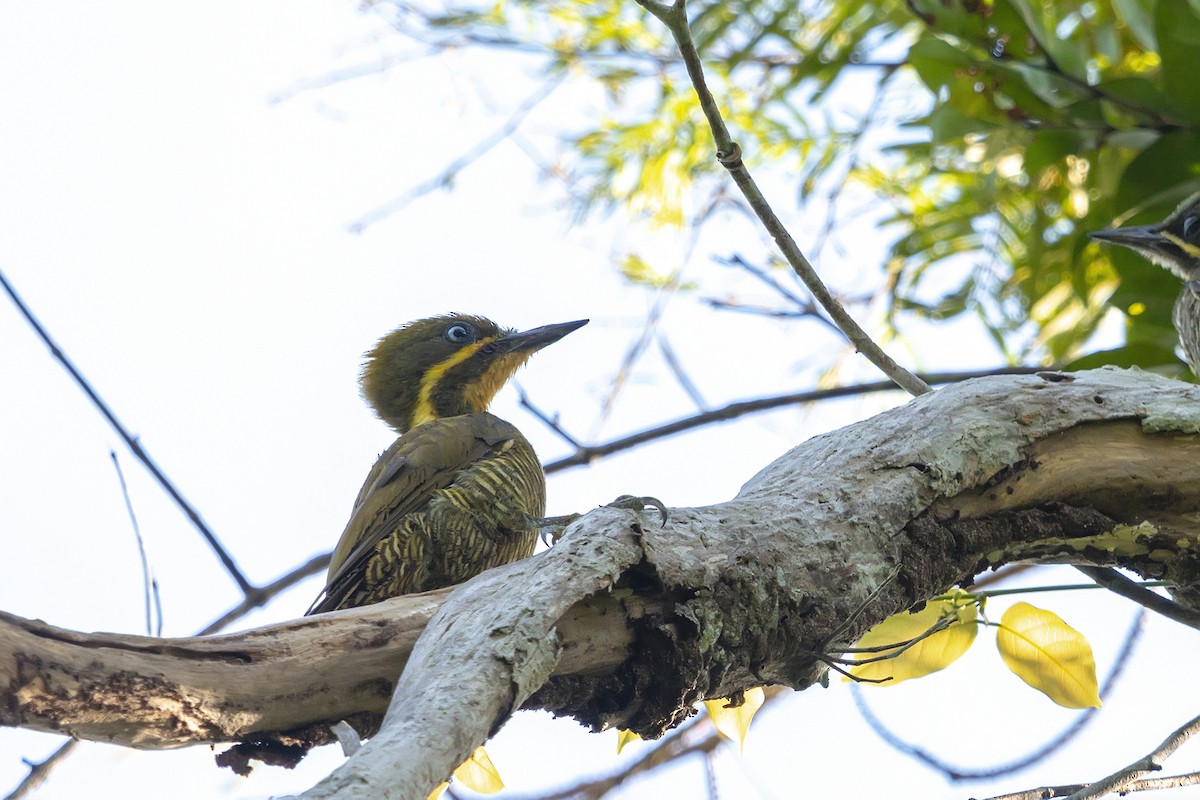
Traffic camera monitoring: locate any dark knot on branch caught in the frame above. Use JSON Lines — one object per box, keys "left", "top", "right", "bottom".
{"left": 717, "top": 142, "right": 743, "bottom": 169}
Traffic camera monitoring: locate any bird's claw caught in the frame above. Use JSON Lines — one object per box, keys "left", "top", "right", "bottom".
{"left": 605, "top": 495, "right": 669, "bottom": 527}
{"left": 539, "top": 497, "right": 668, "bottom": 545}
{"left": 538, "top": 513, "right": 581, "bottom": 545}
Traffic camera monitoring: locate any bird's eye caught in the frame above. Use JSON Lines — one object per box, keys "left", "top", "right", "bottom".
{"left": 1183, "top": 215, "right": 1199, "bottom": 242}
{"left": 444, "top": 323, "right": 475, "bottom": 343}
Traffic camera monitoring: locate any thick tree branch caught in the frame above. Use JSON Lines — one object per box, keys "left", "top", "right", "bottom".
{"left": 0, "top": 586, "right": 635, "bottom": 750}
{"left": 1074, "top": 565, "right": 1200, "bottom": 630}
{"left": 3, "top": 369, "right": 1200, "bottom": 798}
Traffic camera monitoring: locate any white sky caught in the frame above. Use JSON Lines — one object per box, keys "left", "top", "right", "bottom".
{"left": 1, "top": 3, "right": 1197, "bottom": 799}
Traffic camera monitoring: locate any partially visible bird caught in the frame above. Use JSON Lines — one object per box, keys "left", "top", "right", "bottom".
{"left": 307, "top": 314, "right": 587, "bottom": 614}
{"left": 1090, "top": 192, "right": 1200, "bottom": 374}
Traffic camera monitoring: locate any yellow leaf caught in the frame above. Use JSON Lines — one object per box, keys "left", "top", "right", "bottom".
{"left": 451, "top": 746, "right": 505, "bottom": 794}
{"left": 996, "top": 602, "right": 1102, "bottom": 709}
{"left": 425, "top": 782, "right": 448, "bottom": 800}
{"left": 615, "top": 728, "right": 641, "bottom": 754}
{"left": 846, "top": 589, "right": 978, "bottom": 685}
{"left": 704, "top": 686, "right": 765, "bottom": 752}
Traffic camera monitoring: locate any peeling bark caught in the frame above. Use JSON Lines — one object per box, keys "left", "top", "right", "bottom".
{"left": 2, "top": 369, "right": 1199, "bottom": 800}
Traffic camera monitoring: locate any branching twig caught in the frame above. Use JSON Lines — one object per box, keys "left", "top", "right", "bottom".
{"left": 978, "top": 771, "right": 1200, "bottom": 800}
{"left": 110, "top": 451, "right": 163, "bottom": 637}
{"left": 0, "top": 268, "right": 252, "bottom": 594}
{"left": 1062, "top": 711, "right": 1200, "bottom": 799}
{"left": 519, "top": 717, "right": 715, "bottom": 800}
{"left": 346, "top": 78, "right": 562, "bottom": 233}
{"left": 633, "top": 0, "right": 932, "bottom": 397}
{"left": 835, "top": 618, "right": 954, "bottom": 658}
{"left": 974, "top": 713, "right": 1200, "bottom": 800}
{"left": 3, "top": 741, "right": 78, "bottom": 800}
{"left": 853, "top": 609, "right": 1146, "bottom": 781}
{"left": 518, "top": 687, "right": 791, "bottom": 800}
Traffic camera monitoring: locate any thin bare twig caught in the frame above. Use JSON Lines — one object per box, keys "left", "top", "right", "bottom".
{"left": 110, "top": 451, "right": 163, "bottom": 637}
{"left": 0, "top": 268, "right": 252, "bottom": 594}
{"left": 836, "top": 618, "right": 955, "bottom": 657}
{"left": 707, "top": 254, "right": 847, "bottom": 337}
{"left": 197, "top": 553, "right": 331, "bottom": 636}
{"left": 979, "top": 773, "right": 1200, "bottom": 800}
{"left": 3, "top": 741, "right": 78, "bottom": 800}
{"left": 717, "top": 254, "right": 812, "bottom": 313}
{"left": 516, "top": 387, "right": 585, "bottom": 450}
{"left": 514, "top": 717, "right": 716, "bottom": 800}
{"left": 827, "top": 615, "right": 954, "bottom": 668}
{"left": 701, "top": 299, "right": 816, "bottom": 319}
{"left": 1118, "top": 771, "right": 1200, "bottom": 793}
{"left": 346, "top": 77, "right": 562, "bottom": 233}
{"left": 1074, "top": 565, "right": 1200, "bottom": 631}
{"left": 544, "top": 367, "right": 1042, "bottom": 474}
{"left": 1063, "top": 711, "right": 1200, "bottom": 799}
{"left": 596, "top": 274, "right": 681, "bottom": 432}
{"left": 656, "top": 333, "right": 707, "bottom": 411}
{"left": 633, "top": 0, "right": 932, "bottom": 397}
{"left": 978, "top": 771, "right": 1200, "bottom": 800}
{"left": 702, "top": 749, "right": 719, "bottom": 800}
{"left": 974, "top": 715, "right": 1200, "bottom": 800}
{"left": 519, "top": 687, "right": 792, "bottom": 800}
{"left": 808, "top": 69, "right": 896, "bottom": 261}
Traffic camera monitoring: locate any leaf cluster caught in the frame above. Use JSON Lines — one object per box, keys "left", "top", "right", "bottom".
{"left": 385, "top": 0, "right": 1200, "bottom": 370}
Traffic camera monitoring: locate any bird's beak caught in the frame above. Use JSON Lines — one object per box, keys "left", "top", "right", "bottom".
{"left": 1088, "top": 225, "right": 1165, "bottom": 249}
{"left": 496, "top": 319, "right": 589, "bottom": 354}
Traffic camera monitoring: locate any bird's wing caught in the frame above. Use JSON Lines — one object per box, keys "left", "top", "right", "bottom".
{"left": 308, "top": 413, "right": 520, "bottom": 614}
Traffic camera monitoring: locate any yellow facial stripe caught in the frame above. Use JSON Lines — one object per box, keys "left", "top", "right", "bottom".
{"left": 410, "top": 337, "right": 494, "bottom": 428}
{"left": 1163, "top": 231, "right": 1200, "bottom": 260}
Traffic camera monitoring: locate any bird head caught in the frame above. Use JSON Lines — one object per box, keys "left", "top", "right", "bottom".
{"left": 361, "top": 314, "right": 588, "bottom": 433}
{"left": 1090, "top": 192, "right": 1200, "bottom": 281}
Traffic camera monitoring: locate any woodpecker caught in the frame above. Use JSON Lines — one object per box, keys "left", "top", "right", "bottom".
{"left": 1090, "top": 192, "right": 1200, "bottom": 375}
{"left": 307, "top": 314, "right": 587, "bottom": 614}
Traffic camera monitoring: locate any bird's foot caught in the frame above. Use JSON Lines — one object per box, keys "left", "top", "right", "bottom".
{"left": 1188, "top": 279, "right": 1200, "bottom": 299}
{"left": 604, "top": 495, "right": 669, "bottom": 527}
{"left": 538, "top": 496, "right": 668, "bottom": 544}
{"left": 539, "top": 513, "right": 582, "bottom": 545}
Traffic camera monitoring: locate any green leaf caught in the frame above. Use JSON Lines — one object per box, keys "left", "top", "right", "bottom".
{"left": 1024, "top": 131, "right": 1081, "bottom": 177}
{"left": 996, "top": 602, "right": 1102, "bottom": 709}
{"left": 846, "top": 590, "right": 978, "bottom": 685}
{"left": 1112, "top": 0, "right": 1158, "bottom": 51}
{"left": 1113, "top": 131, "right": 1200, "bottom": 212}
{"left": 1155, "top": 0, "right": 1200, "bottom": 121}
{"left": 704, "top": 686, "right": 765, "bottom": 752}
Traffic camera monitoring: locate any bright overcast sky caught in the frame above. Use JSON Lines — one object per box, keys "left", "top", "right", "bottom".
{"left": 2, "top": 3, "right": 1198, "bottom": 799}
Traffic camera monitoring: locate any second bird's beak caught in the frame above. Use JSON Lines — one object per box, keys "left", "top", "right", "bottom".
{"left": 1088, "top": 225, "right": 1165, "bottom": 249}
{"left": 496, "top": 319, "right": 589, "bottom": 354}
